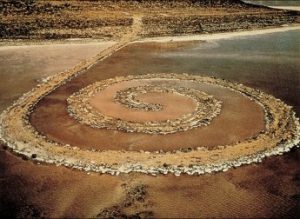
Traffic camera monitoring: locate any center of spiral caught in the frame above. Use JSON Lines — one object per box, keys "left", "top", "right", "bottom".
{"left": 114, "top": 85, "right": 165, "bottom": 112}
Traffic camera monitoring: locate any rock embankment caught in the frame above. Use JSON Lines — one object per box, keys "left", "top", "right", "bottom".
{"left": 141, "top": 12, "right": 298, "bottom": 36}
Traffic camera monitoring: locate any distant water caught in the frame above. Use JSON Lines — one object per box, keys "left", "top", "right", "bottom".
{"left": 150, "top": 29, "right": 300, "bottom": 114}
{"left": 244, "top": 0, "right": 300, "bottom": 6}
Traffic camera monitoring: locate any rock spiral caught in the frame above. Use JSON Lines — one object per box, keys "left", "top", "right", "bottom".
{"left": 67, "top": 76, "right": 222, "bottom": 134}
{"left": 0, "top": 73, "right": 299, "bottom": 176}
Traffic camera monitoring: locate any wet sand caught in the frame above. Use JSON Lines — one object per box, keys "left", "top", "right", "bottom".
{"left": 270, "top": 6, "right": 300, "bottom": 11}
{"left": 137, "top": 25, "right": 300, "bottom": 43}
{"left": 0, "top": 41, "right": 115, "bottom": 112}
{"left": 1, "top": 143, "right": 299, "bottom": 218}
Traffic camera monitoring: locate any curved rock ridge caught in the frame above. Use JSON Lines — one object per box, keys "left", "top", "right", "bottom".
{"left": 0, "top": 71, "right": 299, "bottom": 176}
{"left": 67, "top": 77, "right": 222, "bottom": 134}
{"left": 115, "top": 85, "right": 165, "bottom": 112}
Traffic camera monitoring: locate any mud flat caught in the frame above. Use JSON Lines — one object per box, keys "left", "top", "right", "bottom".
{"left": 137, "top": 24, "right": 300, "bottom": 42}
{"left": 0, "top": 40, "right": 116, "bottom": 111}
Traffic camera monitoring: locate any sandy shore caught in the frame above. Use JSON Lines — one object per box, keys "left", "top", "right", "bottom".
{"left": 270, "top": 6, "right": 300, "bottom": 12}
{"left": 0, "top": 40, "right": 116, "bottom": 50}
{"left": 1, "top": 24, "right": 299, "bottom": 49}
{"left": 136, "top": 24, "right": 300, "bottom": 43}
{"left": 0, "top": 41, "right": 116, "bottom": 112}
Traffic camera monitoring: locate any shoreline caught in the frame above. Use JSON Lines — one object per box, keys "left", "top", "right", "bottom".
{"left": 0, "top": 39, "right": 117, "bottom": 50}
{"left": 136, "top": 24, "right": 300, "bottom": 43}
{"left": 1, "top": 24, "right": 299, "bottom": 48}
{"left": 269, "top": 6, "right": 300, "bottom": 12}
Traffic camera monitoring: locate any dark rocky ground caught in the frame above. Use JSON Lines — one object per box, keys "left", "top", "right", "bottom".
{"left": 0, "top": 0, "right": 299, "bottom": 39}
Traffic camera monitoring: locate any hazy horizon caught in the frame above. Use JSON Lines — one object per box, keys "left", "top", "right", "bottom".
{"left": 244, "top": 0, "right": 300, "bottom": 6}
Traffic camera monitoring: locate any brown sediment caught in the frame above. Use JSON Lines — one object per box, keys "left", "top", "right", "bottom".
{"left": 1, "top": 145, "right": 299, "bottom": 218}
{"left": 0, "top": 41, "right": 116, "bottom": 112}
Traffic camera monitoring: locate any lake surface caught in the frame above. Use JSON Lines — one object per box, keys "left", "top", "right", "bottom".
{"left": 244, "top": 0, "right": 300, "bottom": 6}
{"left": 152, "top": 29, "right": 300, "bottom": 114}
